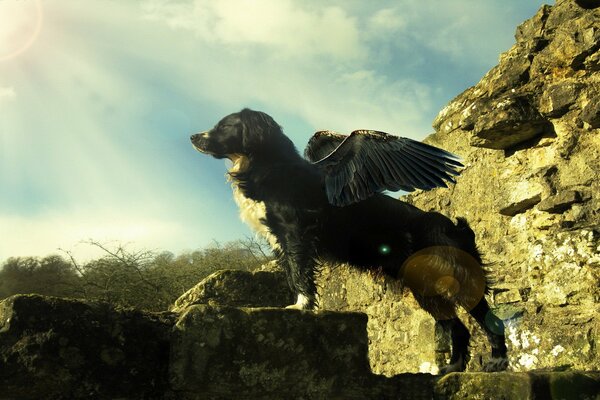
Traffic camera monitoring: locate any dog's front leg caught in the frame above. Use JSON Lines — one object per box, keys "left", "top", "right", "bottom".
{"left": 278, "top": 237, "right": 318, "bottom": 310}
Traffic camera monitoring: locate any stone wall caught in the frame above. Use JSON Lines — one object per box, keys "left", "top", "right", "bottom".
{"left": 3, "top": 290, "right": 598, "bottom": 399}
{"left": 318, "top": 0, "right": 600, "bottom": 376}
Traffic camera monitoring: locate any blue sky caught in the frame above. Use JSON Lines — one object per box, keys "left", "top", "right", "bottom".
{"left": 0, "top": 0, "right": 548, "bottom": 262}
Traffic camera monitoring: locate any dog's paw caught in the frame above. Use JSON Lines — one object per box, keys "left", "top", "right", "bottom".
{"left": 438, "top": 362, "right": 466, "bottom": 375}
{"left": 285, "top": 294, "right": 317, "bottom": 310}
{"left": 438, "top": 353, "right": 468, "bottom": 375}
{"left": 482, "top": 356, "right": 509, "bottom": 372}
{"left": 285, "top": 303, "right": 306, "bottom": 310}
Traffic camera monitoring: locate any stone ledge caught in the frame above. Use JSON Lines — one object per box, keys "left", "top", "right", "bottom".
{"left": 171, "top": 268, "right": 293, "bottom": 312}
{"left": 170, "top": 304, "right": 375, "bottom": 399}
{"left": 1, "top": 295, "right": 599, "bottom": 399}
{"left": 0, "top": 294, "right": 175, "bottom": 399}
{"left": 435, "top": 371, "right": 600, "bottom": 400}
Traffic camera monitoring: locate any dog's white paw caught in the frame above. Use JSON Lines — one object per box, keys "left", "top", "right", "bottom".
{"left": 285, "top": 303, "right": 306, "bottom": 310}
{"left": 285, "top": 294, "right": 315, "bottom": 310}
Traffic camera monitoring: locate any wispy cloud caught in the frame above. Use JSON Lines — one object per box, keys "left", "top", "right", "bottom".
{"left": 141, "top": 0, "right": 366, "bottom": 62}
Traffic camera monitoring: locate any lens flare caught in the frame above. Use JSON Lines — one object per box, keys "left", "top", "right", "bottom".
{"left": 434, "top": 275, "right": 461, "bottom": 298}
{"left": 401, "top": 246, "right": 487, "bottom": 319}
{"left": 378, "top": 244, "right": 391, "bottom": 255}
{"left": 484, "top": 310, "right": 505, "bottom": 336}
{"left": 0, "top": 0, "right": 43, "bottom": 62}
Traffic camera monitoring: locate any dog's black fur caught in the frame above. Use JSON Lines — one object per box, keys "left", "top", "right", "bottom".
{"left": 191, "top": 108, "right": 508, "bottom": 373}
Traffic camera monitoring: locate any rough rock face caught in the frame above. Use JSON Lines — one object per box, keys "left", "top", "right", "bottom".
{"left": 318, "top": 0, "right": 600, "bottom": 376}
{"left": 171, "top": 305, "right": 396, "bottom": 400}
{"left": 3, "top": 292, "right": 599, "bottom": 399}
{"left": 0, "top": 294, "right": 175, "bottom": 399}
{"left": 171, "top": 267, "right": 293, "bottom": 312}
{"left": 1, "top": 294, "right": 441, "bottom": 400}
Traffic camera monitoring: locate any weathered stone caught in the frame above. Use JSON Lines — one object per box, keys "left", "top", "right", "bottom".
{"left": 0, "top": 294, "right": 176, "bottom": 399}
{"left": 494, "top": 289, "right": 523, "bottom": 304}
{"left": 470, "top": 93, "right": 551, "bottom": 150}
{"left": 515, "top": 5, "right": 551, "bottom": 45}
{"left": 480, "top": 46, "right": 533, "bottom": 95}
{"left": 498, "top": 178, "right": 548, "bottom": 216}
{"left": 171, "top": 268, "right": 293, "bottom": 312}
{"left": 499, "top": 193, "right": 542, "bottom": 216}
{"left": 505, "top": 305, "right": 599, "bottom": 371}
{"left": 435, "top": 371, "right": 600, "bottom": 400}
{"left": 537, "top": 190, "right": 583, "bottom": 213}
{"left": 539, "top": 81, "right": 584, "bottom": 117}
{"left": 169, "top": 304, "right": 431, "bottom": 400}
{"left": 581, "top": 96, "right": 600, "bottom": 127}
{"left": 318, "top": 0, "right": 600, "bottom": 377}
{"left": 4, "top": 294, "right": 599, "bottom": 399}
{"left": 583, "top": 49, "right": 600, "bottom": 70}
{"left": 318, "top": 264, "right": 437, "bottom": 376}
{"left": 530, "top": 2, "right": 600, "bottom": 75}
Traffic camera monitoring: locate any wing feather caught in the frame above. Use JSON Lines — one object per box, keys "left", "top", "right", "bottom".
{"left": 305, "top": 129, "right": 463, "bottom": 206}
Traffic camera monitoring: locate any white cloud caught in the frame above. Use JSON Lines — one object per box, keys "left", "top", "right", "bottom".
{"left": 0, "top": 212, "right": 182, "bottom": 262}
{"left": 142, "top": 0, "right": 365, "bottom": 61}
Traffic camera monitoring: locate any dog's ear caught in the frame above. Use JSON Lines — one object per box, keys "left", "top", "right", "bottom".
{"left": 239, "top": 108, "right": 279, "bottom": 152}
{"left": 240, "top": 114, "right": 260, "bottom": 152}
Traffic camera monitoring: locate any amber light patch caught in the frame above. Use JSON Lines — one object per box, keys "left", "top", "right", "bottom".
{"left": 401, "top": 246, "right": 486, "bottom": 315}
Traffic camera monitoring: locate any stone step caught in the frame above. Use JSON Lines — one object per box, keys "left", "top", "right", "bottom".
{"left": 1, "top": 294, "right": 599, "bottom": 399}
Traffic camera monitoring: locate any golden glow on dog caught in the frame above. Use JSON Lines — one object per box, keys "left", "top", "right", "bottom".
{"left": 401, "top": 246, "right": 486, "bottom": 320}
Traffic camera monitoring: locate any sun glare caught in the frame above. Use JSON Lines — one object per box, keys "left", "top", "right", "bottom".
{"left": 0, "top": 0, "right": 43, "bottom": 61}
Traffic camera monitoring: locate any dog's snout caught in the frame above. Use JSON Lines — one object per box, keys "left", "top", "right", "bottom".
{"left": 191, "top": 131, "right": 212, "bottom": 154}
{"left": 191, "top": 131, "right": 208, "bottom": 142}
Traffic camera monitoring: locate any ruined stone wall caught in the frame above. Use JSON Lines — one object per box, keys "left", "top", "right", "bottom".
{"left": 318, "top": 0, "right": 600, "bottom": 376}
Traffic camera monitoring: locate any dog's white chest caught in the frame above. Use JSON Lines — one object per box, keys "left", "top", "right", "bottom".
{"left": 228, "top": 156, "right": 280, "bottom": 251}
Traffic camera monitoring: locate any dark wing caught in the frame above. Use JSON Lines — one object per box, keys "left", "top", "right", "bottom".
{"left": 304, "top": 130, "right": 347, "bottom": 162}
{"left": 305, "top": 129, "right": 463, "bottom": 207}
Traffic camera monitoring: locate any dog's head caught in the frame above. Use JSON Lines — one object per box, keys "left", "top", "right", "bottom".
{"left": 191, "top": 108, "right": 282, "bottom": 160}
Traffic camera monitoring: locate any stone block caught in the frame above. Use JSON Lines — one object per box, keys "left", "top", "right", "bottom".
{"left": 170, "top": 305, "right": 377, "bottom": 399}
{"left": 0, "top": 294, "right": 175, "bottom": 399}
{"left": 538, "top": 190, "right": 583, "bottom": 213}
{"left": 470, "top": 94, "right": 551, "bottom": 150}
{"left": 435, "top": 371, "right": 600, "bottom": 400}
{"left": 171, "top": 269, "right": 293, "bottom": 312}
{"left": 539, "top": 82, "right": 584, "bottom": 117}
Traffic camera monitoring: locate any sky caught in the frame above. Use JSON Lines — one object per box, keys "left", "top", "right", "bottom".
{"left": 0, "top": 0, "right": 549, "bottom": 263}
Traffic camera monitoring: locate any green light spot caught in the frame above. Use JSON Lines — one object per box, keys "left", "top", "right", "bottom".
{"left": 379, "top": 244, "right": 391, "bottom": 255}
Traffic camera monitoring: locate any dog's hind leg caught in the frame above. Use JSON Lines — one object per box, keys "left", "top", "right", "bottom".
{"left": 435, "top": 318, "right": 471, "bottom": 374}
{"left": 467, "top": 297, "right": 509, "bottom": 372}
{"left": 412, "top": 293, "right": 471, "bottom": 374}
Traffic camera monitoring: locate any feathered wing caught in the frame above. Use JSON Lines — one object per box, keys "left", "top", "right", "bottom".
{"left": 304, "top": 130, "right": 347, "bottom": 161}
{"left": 304, "top": 130, "right": 464, "bottom": 207}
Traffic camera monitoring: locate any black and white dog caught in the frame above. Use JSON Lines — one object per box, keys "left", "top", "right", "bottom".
{"left": 191, "top": 108, "right": 508, "bottom": 373}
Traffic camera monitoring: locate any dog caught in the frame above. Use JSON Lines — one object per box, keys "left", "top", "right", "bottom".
{"left": 191, "top": 108, "right": 508, "bottom": 373}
